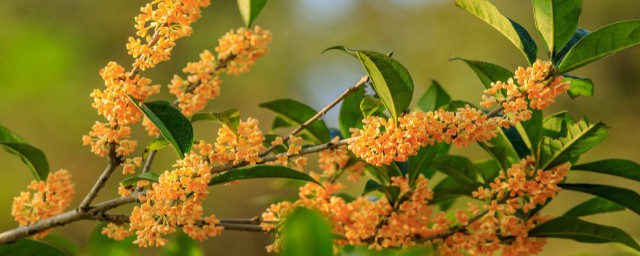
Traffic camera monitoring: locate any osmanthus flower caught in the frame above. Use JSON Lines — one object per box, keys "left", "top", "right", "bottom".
{"left": 127, "top": 0, "right": 212, "bottom": 70}
{"left": 82, "top": 122, "right": 138, "bottom": 157}
{"left": 215, "top": 26, "right": 273, "bottom": 76}
{"left": 210, "top": 117, "right": 266, "bottom": 165}
{"left": 349, "top": 60, "right": 570, "bottom": 167}
{"left": 11, "top": 170, "right": 75, "bottom": 239}
{"left": 168, "top": 50, "right": 223, "bottom": 118}
{"left": 129, "top": 153, "right": 223, "bottom": 247}
{"left": 102, "top": 223, "right": 133, "bottom": 241}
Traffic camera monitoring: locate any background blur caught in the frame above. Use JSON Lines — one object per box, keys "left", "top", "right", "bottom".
{"left": 1, "top": 0, "right": 639, "bottom": 255}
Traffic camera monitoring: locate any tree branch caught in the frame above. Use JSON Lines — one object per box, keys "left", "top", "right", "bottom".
{"left": 78, "top": 143, "right": 122, "bottom": 211}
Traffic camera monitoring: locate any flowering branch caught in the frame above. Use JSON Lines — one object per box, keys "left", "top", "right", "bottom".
{"left": 78, "top": 143, "right": 122, "bottom": 211}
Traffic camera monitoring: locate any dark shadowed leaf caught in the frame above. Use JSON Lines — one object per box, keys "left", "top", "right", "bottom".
{"left": 88, "top": 223, "right": 137, "bottom": 256}
{"left": 572, "top": 159, "right": 640, "bottom": 182}
{"left": 564, "top": 197, "right": 625, "bottom": 217}
{"left": 452, "top": 58, "right": 514, "bottom": 90}
{"left": 363, "top": 180, "right": 401, "bottom": 203}
{"left": 516, "top": 109, "right": 543, "bottom": 155}
{"left": 259, "top": 99, "right": 330, "bottom": 144}
{"left": 209, "top": 165, "right": 320, "bottom": 186}
{"left": 159, "top": 231, "right": 204, "bottom": 256}
{"left": 0, "top": 124, "right": 49, "bottom": 181}
{"left": 431, "top": 155, "right": 481, "bottom": 185}
{"left": 0, "top": 239, "right": 66, "bottom": 256}
{"left": 554, "top": 28, "right": 590, "bottom": 64}
{"left": 339, "top": 86, "right": 366, "bottom": 138}
{"left": 560, "top": 183, "right": 640, "bottom": 215}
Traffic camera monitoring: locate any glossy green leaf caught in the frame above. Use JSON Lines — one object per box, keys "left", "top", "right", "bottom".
{"left": 360, "top": 96, "right": 385, "bottom": 118}
{"left": 452, "top": 58, "right": 514, "bottom": 90}
{"left": 339, "top": 86, "right": 366, "bottom": 138}
{"left": 560, "top": 183, "right": 640, "bottom": 215}
{"left": 478, "top": 129, "right": 520, "bottom": 173}
{"left": 159, "top": 231, "right": 204, "bottom": 256}
{"left": 129, "top": 97, "right": 193, "bottom": 157}
{"left": 564, "top": 197, "right": 625, "bottom": 217}
{"left": 432, "top": 180, "right": 482, "bottom": 204}
{"left": 88, "top": 223, "right": 137, "bottom": 256}
{"left": 363, "top": 180, "right": 401, "bottom": 203}
{"left": 532, "top": 0, "right": 582, "bottom": 54}
{"left": 516, "top": 109, "right": 543, "bottom": 155}
{"left": 209, "top": 165, "right": 320, "bottom": 186}
{"left": 554, "top": 28, "right": 590, "bottom": 64}
{"left": 564, "top": 75, "right": 594, "bottom": 98}
{"left": 455, "top": 0, "right": 538, "bottom": 63}
{"left": 146, "top": 137, "right": 170, "bottom": 152}
{"left": 557, "top": 20, "right": 640, "bottom": 73}
{"left": 542, "top": 111, "right": 574, "bottom": 139}
{"left": 191, "top": 109, "right": 240, "bottom": 133}
{"left": 281, "top": 207, "right": 334, "bottom": 256}
{"left": 417, "top": 80, "right": 451, "bottom": 111}
{"left": 475, "top": 158, "right": 501, "bottom": 184}
{"left": 530, "top": 216, "right": 640, "bottom": 252}
{"left": 271, "top": 116, "right": 292, "bottom": 130}
{"left": 572, "top": 159, "right": 640, "bottom": 182}
{"left": 431, "top": 155, "right": 481, "bottom": 185}
{"left": 120, "top": 172, "right": 159, "bottom": 188}
{"left": 259, "top": 99, "right": 330, "bottom": 144}
{"left": 539, "top": 119, "right": 608, "bottom": 169}
{"left": 408, "top": 142, "right": 448, "bottom": 183}
{"left": 324, "top": 46, "right": 414, "bottom": 121}
{"left": 236, "top": 0, "right": 268, "bottom": 27}
{"left": 0, "top": 239, "right": 67, "bottom": 256}
{"left": 0, "top": 124, "right": 49, "bottom": 181}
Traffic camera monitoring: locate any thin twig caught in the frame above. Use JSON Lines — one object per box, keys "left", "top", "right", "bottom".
{"left": 78, "top": 143, "right": 122, "bottom": 211}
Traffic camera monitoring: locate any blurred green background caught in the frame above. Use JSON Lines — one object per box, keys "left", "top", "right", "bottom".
{"left": 1, "top": 0, "right": 639, "bottom": 255}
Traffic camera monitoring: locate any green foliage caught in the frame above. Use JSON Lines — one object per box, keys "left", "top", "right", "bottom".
{"left": 339, "top": 86, "right": 366, "bottom": 138}
{"left": 408, "top": 142, "right": 449, "bottom": 183}
{"left": 455, "top": 0, "right": 537, "bottom": 63}
{"left": 360, "top": 96, "right": 386, "bottom": 118}
{"left": 0, "top": 124, "right": 49, "bottom": 181}
{"left": 41, "top": 234, "right": 81, "bottom": 256}
{"left": 281, "top": 208, "right": 334, "bottom": 256}
{"left": 324, "top": 46, "right": 414, "bottom": 122}
{"left": 260, "top": 99, "right": 330, "bottom": 143}
{"left": 560, "top": 183, "right": 640, "bottom": 215}
{"left": 432, "top": 178, "right": 482, "bottom": 205}
{"left": 208, "top": 165, "right": 321, "bottom": 186}
{"left": 191, "top": 109, "right": 240, "bottom": 133}
{"left": 431, "top": 155, "right": 481, "bottom": 185}
{"left": 542, "top": 111, "right": 574, "bottom": 139}
{"left": 539, "top": 118, "right": 608, "bottom": 169}
{"left": 452, "top": 58, "right": 514, "bottom": 90}
{"left": 120, "top": 172, "right": 159, "bottom": 188}
{"left": 557, "top": 20, "right": 640, "bottom": 73}
{"left": 516, "top": 109, "right": 543, "bottom": 156}
{"left": 88, "top": 223, "right": 137, "bottom": 256}
{"left": 529, "top": 216, "right": 640, "bottom": 252}
{"left": 417, "top": 80, "right": 451, "bottom": 112}
{"left": 129, "top": 97, "right": 193, "bottom": 157}
{"left": 532, "top": 0, "right": 582, "bottom": 55}
{"left": 236, "top": 0, "right": 269, "bottom": 27}
{"left": 478, "top": 130, "right": 521, "bottom": 173}
{"left": 564, "top": 197, "right": 625, "bottom": 217}
{"left": 474, "top": 158, "right": 501, "bottom": 184}
{"left": 159, "top": 231, "right": 204, "bottom": 256}
{"left": 572, "top": 159, "right": 640, "bottom": 182}
{"left": 564, "top": 75, "right": 594, "bottom": 98}
{"left": 363, "top": 180, "right": 401, "bottom": 204}
{"left": 0, "top": 239, "right": 67, "bottom": 256}
{"left": 553, "top": 28, "right": 589, "bottom": 64}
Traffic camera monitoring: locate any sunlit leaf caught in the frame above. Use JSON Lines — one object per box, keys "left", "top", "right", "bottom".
{"left": 236, "top": 0, "right": 269, "bottom": 27}
{"left": 564, "top": 75, "right": 594, "bottom": 98}
{"left": 360, "top": 96, "right": 385, "bottom": 118}
{"left": 539, "top": 119, "right": 608, "bottom": 169}
{"left": 120, "top": 172, "right": 159, "bottom": 188}
{"left": 209, "top": 165, "right": 320, "bottom": 186}
{"left": 417, "top": 80, "right": 451, "bottom": 112}
{"left": 452, "top": 58, "right": 513, "bottom": 90}
{"left": 532, "top": 0, "right": 582, "bottom": 54}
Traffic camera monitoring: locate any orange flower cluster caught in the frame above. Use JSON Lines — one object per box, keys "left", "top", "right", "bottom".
{"left": 102, "top": 223, "right": 133, "bottom": 241}
{"left": 83, "top": 122, "right": 138, "bottom": 157}
{"left": 129, "top": 153, "right": 222, "bottom": 247}
{"left": 215, "top": 26, "right": 272, "bottom": 76}
{"left": 210, "top": 118, "right": 266, "bottom": 165}
{"left": 11, "top": 170, "right": 75, "bottom": 239}
{"left": 268, "top": 135, "right": 309, "bottom": 170}
{"left": 349, "top": 60, "right": 570, "bottom": 166}
{"left": 168, "top": 50, "right": 223, "bottom": 118}
{"left": 317, "top": 142, "right": 365, "bottom": 182}
{"left": 127, "top": 0, "right": 211, "bottom": 70}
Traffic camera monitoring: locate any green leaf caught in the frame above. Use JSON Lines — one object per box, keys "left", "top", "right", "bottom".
{"left": 478, "top": 129, "right": 520, "bottom": 173}
{"left": 564, "top": 197, "right": 625, "bottom": 217}
{"left": 455, "top": 0, "right": 538, "bottom": 63}
{"left": 431, "top": 155, "right": 481, "bottom": 185}
{"left": 236, "top": 0, "right": 268, "bottom": 27}
{"left": 129, "top": 97, "right": 193, "bottom": 157}
{"left": 259, "top": 99, "right": 330, "bottom": 144}
{"left": 417, "top": 80, "right": 451, "bottom": 112}
{"left": 542, "top": 111, "right": 574, "bottom": 139}
{"left": 557, "top": 20, "right": 640, "bottom": 73}
{"left": 159, "top": 231, "right": 204, "bottom": 256}
{"left": 209, "top": 165, "right": 320, "bottom": 186}
{"left": 554, "top": 28, "right": 590, "bottom": 64}
{"left": 443, "top": 100, "right": 477, "bottom": 111}
{"left": 364, "top": 165, "right": 391, "bottom": 185}
{"left": 0, "top": 125, "right": 49, "bottom": 181}
{"left": 516, "top": 109, "right": 543, "bottom": 155}
{"left": 41, "top": 234, "right": 81, "bottom": 256}
{"left": 281, "top": 208, "right": 334, "bottom": 256}
{"left": 432, "top": 179, "right": 482, "bottom": 204}
{"left": 88, "top": 223, "right": 137, "bottom": 256}
{"left": 564, "top": 75, "right": 594, "bottom": 98}
{"left": 191, "top": 109, "right": 240, "bottom": 133}
{"left": 324, "top": 46, "right": 414, "bottom": 121}
{"left": 120, "top": 172, "right": 159, "bottom": 188}
{"left": 532, "top": 0, "right": 582, "bottom": 54}
{"left": 452, "top": 58, "right": 514, "bottom": 90}
{"left": 475, "top": 158, "right": 501, "bottom": 183}
{"left": 363, "top": 180, "right": 401, "bottom": 203}
{"left": 360, "top": 96, "right": 385, "bottom": 118}
{"left": 339, "top": 86, "right": 366, "bottom": 138}
{"left": 560, "top": 183, "right": 640, "bottom": 215}
{"left": 572, "top": 159, "right": 640, "bottom": 182}
{"left": 271, "top": 116, "right": 292, "bottom": 130}
{"left": 146, "top": 137, "right": 170, "bottom": 152}
{"left": 530, "top": 216, "right": 640, "bottom": 252}
{"left": 0, "top": 239, "right": 67, "bottom": 256}
{"left": 539, "top": 119, "right": 608, "bottom": 169}
{"left": 408, "top": 143, "right": 448, "bottom": 183}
